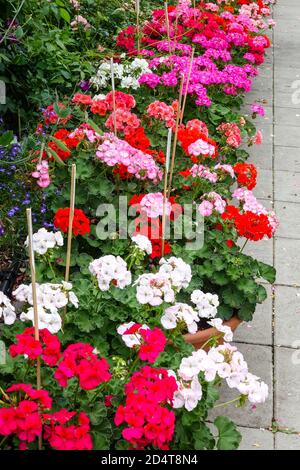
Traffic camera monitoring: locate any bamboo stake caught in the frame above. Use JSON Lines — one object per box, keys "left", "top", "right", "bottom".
{"left": 26, "top": 208, "right": 42, "bottom": 450}
{"left": 167, "top": 74, "right": 184, "bottom": 198}
{"left": 161, "top": 128, "right": 172, "bottom": 257}
{"left": 164, "top": 1, "right": 172, "bottom": 54}
{"left": 65, "top": 164, "right": 76, "bottom": 283}
{"left": 180, "top": 47, "right": 195, "bottom": 126}
{"left": 136, "top": 0, "right": 140, "bottom": 54}
{"left": 38, "top": 142, "right": 45, "bottom": 165}
{"left": 110, "top": 58, "right": 117, "bottom": 136}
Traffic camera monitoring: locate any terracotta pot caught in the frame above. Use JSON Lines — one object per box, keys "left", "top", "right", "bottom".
{"left": 183, "top": 316, "right": 242, "bottom": 351}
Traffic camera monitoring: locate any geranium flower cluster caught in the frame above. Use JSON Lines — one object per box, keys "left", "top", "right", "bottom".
{"left": 118, "top": 323, "right": 166, "bottom": 363}
{"left": 54, "top": 343, "right": 111, "bottom": 390}
{"left": 131, "top": 234, "right": 152, "bottom": 255}
{"left": 43, "top": 410, "right": 92, "bottom": 450}
{"left": 222, "top": 204, "right": 273, "bottom": 241}
{"left": 234, "top": 162, "right": 257, "bottom": 190}
{"left": 96, "top": 134, "right": 162, "bottom": 182}
{"left": 13, "top": 281, "right": 78, "bottom": 333}
{"left": 158, "top": 257, "right": 192, "bottom": 291}
{"left": 233, "top": 187, "right": 279, "bottom": 234}
{"left": 217, "top": 122, "right": 242, "bottom": 148}
{"left": 9, "top": 327, "right": 61, "bottom": 366}
{"left": 89, "top": 255, "right": 132, "bottom": 291}
{"left": 25, "top": 227, "right": 63, "bottom": 256}
{"left": 135, "top": 272, "right": 175, "bottom": 306}
{"left": 90, "top": 58, "right": 151, "bottom": 90}
{"left": 146, "top": 100, "right": 177, "bottom": 129}
{"left": 176, "top": 334, "right": 268, "bottom": 412}
{"left": 54, "top": 207, "right": 91, "bottom": 236}
{"left": 0, "top": 383, "right": 93, "bottom": 450}
{"left": 32, "top": 160, "right": 51, "bottom": 188}
{"left": 0, "top": 291, "right": 16, "bottom": 325}
{"left": 114, "top": 366, "right": 177, "bottom": 450}
{"left": 198, "top": 192, "right": 227, "bottom": 217}
{"left": 161, "top": 303, "right": 199, "bottom": 334}
{"left": 135, "top": 256, "right": 191, "bottom": 306}
{"left": 178, "top": 125, "right": 218, "bottom": 160}
{"left": 0, "top": 384, "right": 52, "bottom": 445}
{"left": 190, "top": 290, "right": 220, "bottom": 319}
{"left": 129, "top": 193, "right": 177, "bottom": 259}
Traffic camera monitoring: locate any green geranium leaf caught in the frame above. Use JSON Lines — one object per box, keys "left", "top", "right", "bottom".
{"left": 214, "top": 416, "right": 242, "bottom": 450}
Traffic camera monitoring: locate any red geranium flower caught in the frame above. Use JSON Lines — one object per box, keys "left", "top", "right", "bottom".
{"left": 234, "top": 162, "right": 257, "bottom": 190}
{"left": 54, "top": 208, "right": 91, "bottom": 236}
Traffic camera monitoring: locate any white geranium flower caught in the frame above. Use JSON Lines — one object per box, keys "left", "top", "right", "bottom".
{"left": 89, "top": 255, "right": 131, "bottom": 291}
{"left": 25, "top": 228, "right": 64, "bottom": 256}
{"left": 0, "top": 292, "right": 16, "bottom": 325}
{"left": 208, "top": 318, "right": 233, "bottom": 342}
{"left": 159, "top": 257, "right": 192, "bottom": 291}
{"left": 20, "top": 305, "right": 62, "bottom": 333}
{"left": 131, "top": 234, "right": 152, "bottom": 255}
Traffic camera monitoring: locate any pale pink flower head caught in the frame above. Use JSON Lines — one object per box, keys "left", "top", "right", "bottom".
{"left": 140, "top": 193, "right": 172, "bottom": 219}
{"left": 198, "top": 200, "right": 214, "bottom": 217}
{"left": 252, "top": 130, "right": 263, "bottom": 145}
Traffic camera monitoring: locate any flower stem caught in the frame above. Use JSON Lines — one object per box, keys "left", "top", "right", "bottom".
{"left": 240, "top": 239, "right": 249, "bottom": 254}
{"left": 213, "top": 396, "right": 241, "bottom": 409}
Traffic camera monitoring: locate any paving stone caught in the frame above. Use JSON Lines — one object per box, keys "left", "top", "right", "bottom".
{"left": 274, "top": 201, "right": 300, "bottom": 239}
{"left": 208, "top": 344, "right": 273, "bottom": 428}
{"left": 274, "top": 285, "right": 300, "bottom": 348}
{"left": 247, "top": 144, "right": 273, "bottom": 171}
{"left": 238, "top": 427, "right": 274, "bottom": 450}
{"left": 275, "top": 347, "right": 300, "bottom": 430}
{"left": 275, "top": 107, "right": 300, "bottom": 127}
{"left": 275, "top": 91, "right": 299, "bottom": 109}
{"left": 275, "top": 433, "right": 300, "bottom": 450}
{"left": 253, "top": 168, "right": 273, "bottom": 200}
{"left": 235, "top": 285, "right": 273, "bottom": 346}
{"left": 274, "top": 146, "right": 300, "bottom": 172}
{"left": 274, "top": 125, "right": 300, "bottom": 147}
{"left": 274, "top": 171, "right": 300, "bottom": 203}
{"left": 244, "top": 237, "right": 273, "bottom": 267}
{"left": 275, "top": 237, "right": 300, "bottom": 286}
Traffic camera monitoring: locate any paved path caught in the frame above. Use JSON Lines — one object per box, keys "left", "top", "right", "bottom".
{"left": 209, "top": 1, "right": 300, "bottom": 450}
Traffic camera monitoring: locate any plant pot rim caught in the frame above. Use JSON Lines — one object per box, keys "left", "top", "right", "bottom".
{"left": 184, "top": 316, "right": 243, "bottom": 350}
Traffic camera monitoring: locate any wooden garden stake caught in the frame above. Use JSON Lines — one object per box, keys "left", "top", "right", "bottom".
{"left": 164, "top": 1, "right": 172, "bottom": 54}
{"left": 162, "top": 128, "right": 172, "bottom": 257}
{"left": 180, "top": 47, "right": 195, "bottom": 125}
{"left": 38, "top": 142, "right": 45, "bottom": 165}
{"left": 167, "top": 74, "right": 184, "bottom": 198}
{"left": 65, "top": 164, "right": 76, "bottom": 284}
{"left": 110, "top": 58, "right": 117, "bottom": 136}
{"left": 26, "top": 208, "right": 42, "bottom": 450}
{"left": 136, "top": 0, "right": 140, "bottom": 54}
{"left": 26, "top": 208, "right": 41, "bottom": 387}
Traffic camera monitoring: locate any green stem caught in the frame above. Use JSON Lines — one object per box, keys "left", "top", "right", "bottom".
{"left": 200, "top": 333, "right": 223, "bottom": 350}
{"left": 213, "top": 396, "right": 241, "bottom": 409}
{"left": 73, "top": 379, "right": 80, "bottom": 409}
{"left": 240, "top": 239, "right": 249, "bottom": 254}
{"left": 0, "top": 435, "right": 8, "bottom": 449}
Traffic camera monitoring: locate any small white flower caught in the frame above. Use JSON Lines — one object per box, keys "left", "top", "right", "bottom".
{"left": 25, "top": 228, "right": 64, "bottom": 256}
{"left": 131, "top": 234, "right": 152, "bottom": 255}
{"left": 20, "top": 305, "right": 62, "bottom": 333}
{"left": 89, "top": 255, "right": 131, "bottom": 291}
{"left": 208, "top": 318, "right": 233, "bottom": 342}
